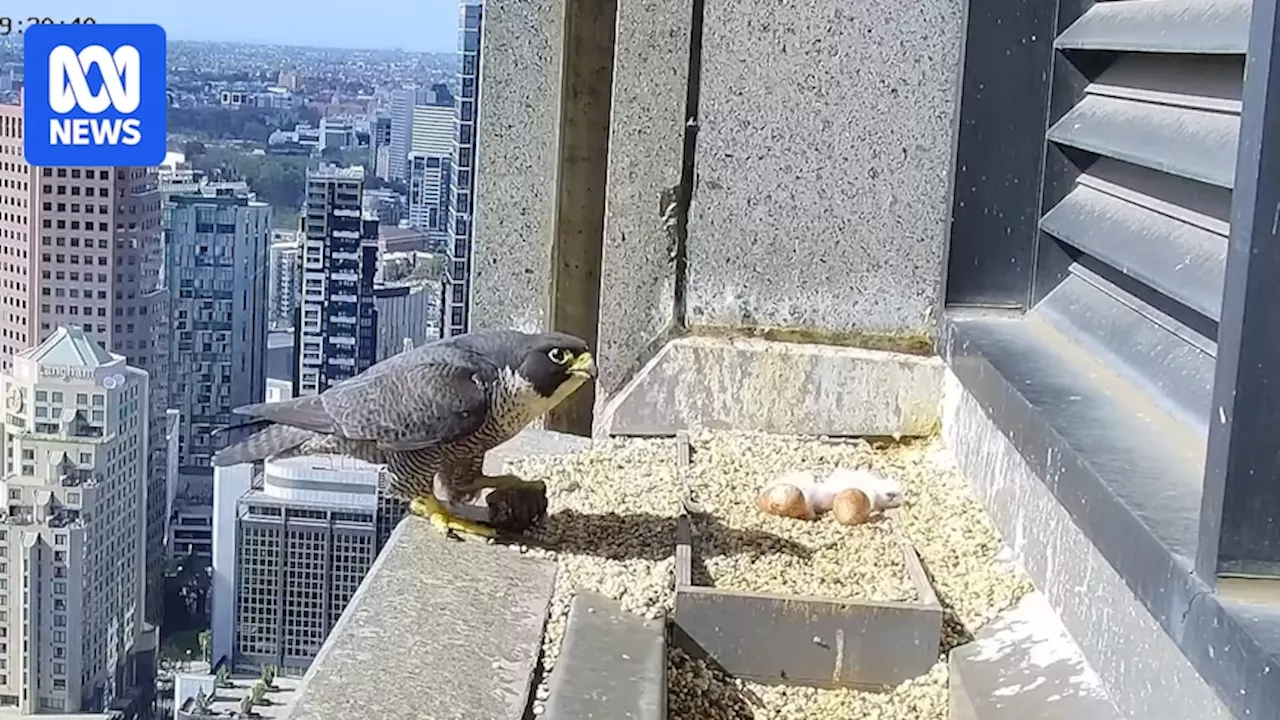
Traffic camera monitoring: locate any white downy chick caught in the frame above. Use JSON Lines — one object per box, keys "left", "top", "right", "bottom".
{"left": 756, "top": 470, "right": 826, "bottom": 521}
{"left": 823, "top": 468, "right": 905, "bottom": 511}
{"left": 824, "top": 461, "right": 906, "bottom": 525}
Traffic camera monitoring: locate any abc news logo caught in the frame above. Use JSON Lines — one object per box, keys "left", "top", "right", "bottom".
{"left": 48, "top": 44, "right": 143, "bottom": 147}
{"left": 22, "top": 24, "right": 167, "bottom": 168}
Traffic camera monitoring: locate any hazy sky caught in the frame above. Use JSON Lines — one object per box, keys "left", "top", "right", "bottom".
{"left": 31, "top": 0, "right": 459, "bottom": 52}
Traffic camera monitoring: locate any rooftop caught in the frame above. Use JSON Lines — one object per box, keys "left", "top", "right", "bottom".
{"left": 174, "top": 668, "right": 304, "bottom": 719}
{"left": 21, "top": 327, "right": 117, "bottom": 369}
{"left": 308, "top": 163, "right": 365, "bottom": 181}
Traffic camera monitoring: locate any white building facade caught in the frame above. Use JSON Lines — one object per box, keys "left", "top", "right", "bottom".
{"left": 210, "top": 456, "right": 403, "bottom": 676}
{"left": 0, "top": 327, "right": 150, "bottom": 713}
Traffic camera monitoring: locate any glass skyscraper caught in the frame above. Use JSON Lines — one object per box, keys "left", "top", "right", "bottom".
{"left": 444, "top": 0, "right": 483, "bottom": 338}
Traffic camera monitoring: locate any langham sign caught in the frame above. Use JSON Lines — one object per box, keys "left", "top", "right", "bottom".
{"left": 39, "top": 366, "right": 95, "bottom": 381}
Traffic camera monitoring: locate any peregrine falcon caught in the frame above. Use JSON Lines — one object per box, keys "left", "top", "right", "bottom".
{"left": 211, "top": 329, "right": 598, "bottom": 539}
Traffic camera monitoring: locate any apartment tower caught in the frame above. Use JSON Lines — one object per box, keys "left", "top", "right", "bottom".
{"left": 295, "top": 165, "right": 379, "bottom": 397}
{"left": 406, "top": 152, "right": 452, "bottom": 243}
{"left": 268, "top": 232, "right": 301, "bottom": 332}
{"left": 445, "top": 1, "right": 484, "bottom": 337}
{"left": 163, "top": 185, "right": 272, "bottom": 499}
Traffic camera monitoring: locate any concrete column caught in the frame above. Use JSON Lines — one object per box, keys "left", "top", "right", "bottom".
{"left": 470, "top": 0, "right": 617, "bottom": 436}
{"left": 470, "top": 0, "right": 565, "bottom": 335}
{"left": 593, "top": 0, "right": 697, "bottom": 406}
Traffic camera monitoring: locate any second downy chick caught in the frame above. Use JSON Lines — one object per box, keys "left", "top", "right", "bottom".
{"left": 821, "top": 468, "right": 905, "bottom": 526}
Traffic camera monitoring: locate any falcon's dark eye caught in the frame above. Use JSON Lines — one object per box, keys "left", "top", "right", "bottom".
{"left": 547, "top": 347, "right": 569, "bottom": 364}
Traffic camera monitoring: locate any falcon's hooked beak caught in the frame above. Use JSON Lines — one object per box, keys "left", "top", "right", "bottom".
{"left": 568, "top": 351, "right": 598, "bottom": 380}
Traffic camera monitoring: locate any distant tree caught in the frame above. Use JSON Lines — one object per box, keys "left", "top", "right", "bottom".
{"left": 162, "top": 555, "right": 211, "bottom": 631}
{"left": 241, "top": 121, "right": 272, "bottom": 143}
{"left": 297, "top": 105, "right": 322, "bottom": 127}
{"left": 198, "top": 629, "right": 212, "bottom": 663}
{"left": 183, "top": 140, "right": 207, "bottom": 157}
{"left": 188, "top": 151, "right": 309, "bottom": 212}
{"left": 166, "top": 106, "right": 320, "bottom": 143}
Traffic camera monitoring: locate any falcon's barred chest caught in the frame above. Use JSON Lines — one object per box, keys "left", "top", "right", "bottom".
{"left": 346, "top": 366, "right": 565, "bottom": 502}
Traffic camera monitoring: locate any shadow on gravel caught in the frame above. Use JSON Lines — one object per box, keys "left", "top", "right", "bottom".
{"left": 666, "top": 639, "right": 761, "bottom": 720}
{"left": 519, "top": 509, "right": 813, "bottom": 564}
{"left": 915, "top": 554, "right": 975, "bottom": 653}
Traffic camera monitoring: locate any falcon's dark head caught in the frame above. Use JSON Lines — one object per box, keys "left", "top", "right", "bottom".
{"left": 517, "top": 332, "right": 598, "bottom": 400}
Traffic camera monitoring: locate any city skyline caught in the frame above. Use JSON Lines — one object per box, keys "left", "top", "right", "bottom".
{"left": 19, "top": 0, "right": 458, "bottom": 53}
{"left": 0, "top": 6, "right": 472, "bottom": 709}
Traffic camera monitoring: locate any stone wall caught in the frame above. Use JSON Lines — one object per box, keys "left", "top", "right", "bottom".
{"left": 470, "top": 0, "right": 965, "bottom": 434}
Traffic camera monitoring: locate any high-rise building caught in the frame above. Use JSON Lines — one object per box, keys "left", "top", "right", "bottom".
{"left": 268, "top": 233, "right": 301, "bottom": 331}
{"left": 163, "top": 185, "right": 272, "bottom": 507}
{"left": 295, "top": 165, "right": 379, "bottom": 397}
{"left": 387, "top": 87, "right": 426, "bottom": 183}
{"left": 369, "top": 117, "right": 392, "bottom": 181}
{"left": 373, "top": 278, "right": 440, "bottom": 363}
{"left": 0, "top": 103, "right": 165, "bottom": 371}
{"left": 406, "top": 152, "right": 452, "bottom": 244}
{"left": 410, "top": 103, "right": 454, "bottom": 158}
{"left": 0, "top": 327, "right": 150, "bottom": 713}
{"left": 389, "top": 85, "right": 455, "bottom": 185}
{"left": 0, "top": 98, "right": 171, "bottom": 629}
{"left": 445, "top": 1, "right": 484, "bottom": 337}
{"left": 404, "top": 86, "right": 456, "bottom": 248}
{"left": 210, "top": 457, "right": 402, "bottom": 675}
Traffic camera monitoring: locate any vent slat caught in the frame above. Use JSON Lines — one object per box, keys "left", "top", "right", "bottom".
{"left": 1088, "top": 53, "right": 1244, "bottom": 114}
{"left": 1077, "top": 158, "right": 1231, "bottom": 238}
{"left": 1048, "top": 95, "right": 1239, "bottom": 189}
{"left": 1041, "top": 184, "right": 1227, "bottom": 321}
{"left": 1056, "top": 0, "right": 1250, "bottom": 53}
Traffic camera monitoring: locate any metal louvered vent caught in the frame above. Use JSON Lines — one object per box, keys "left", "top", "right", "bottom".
{"left": 942, "top": 0, "right": 1280, "bottom": 712}
{"left": 1035, "top": 0, "right": 1249, "bottom": 435}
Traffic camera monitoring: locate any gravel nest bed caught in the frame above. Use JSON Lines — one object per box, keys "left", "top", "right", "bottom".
{"left": 506, "top": 430, "right": 1033, "bottom": 719}
{"left": 685, "top": 429, "right": 915, "bottom": 602}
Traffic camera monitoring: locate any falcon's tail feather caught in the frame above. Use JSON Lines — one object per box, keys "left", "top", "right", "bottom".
{"left": 212, "top": 424, "right": 318, "bottom": 467}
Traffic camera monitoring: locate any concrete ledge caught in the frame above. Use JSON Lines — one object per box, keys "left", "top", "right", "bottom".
{"left": 596, "top": 336, "right": 943, "bottom": 437}
{"left": 483, "top": 428, "right": 596, "bottom": 474}
{"left": 941, "top": 370, "right": 1233, "bottom": 719}
{"left": 949, "top": 593, "right": 1121, "bottom": 720}
{"left": 286, "top": 519, "right": 557, "bottom": 720}
{"left": 543, "top": 592, "right": 667, "bottom": 720}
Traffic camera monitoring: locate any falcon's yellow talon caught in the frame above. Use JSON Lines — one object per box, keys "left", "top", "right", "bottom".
{"left": 409, "top": 495, "right": 497, "bottom": 539}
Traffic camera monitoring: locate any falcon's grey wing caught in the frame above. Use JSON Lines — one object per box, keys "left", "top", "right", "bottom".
{"left": 232, "top": 355, "right": 493, "bottom": 451}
